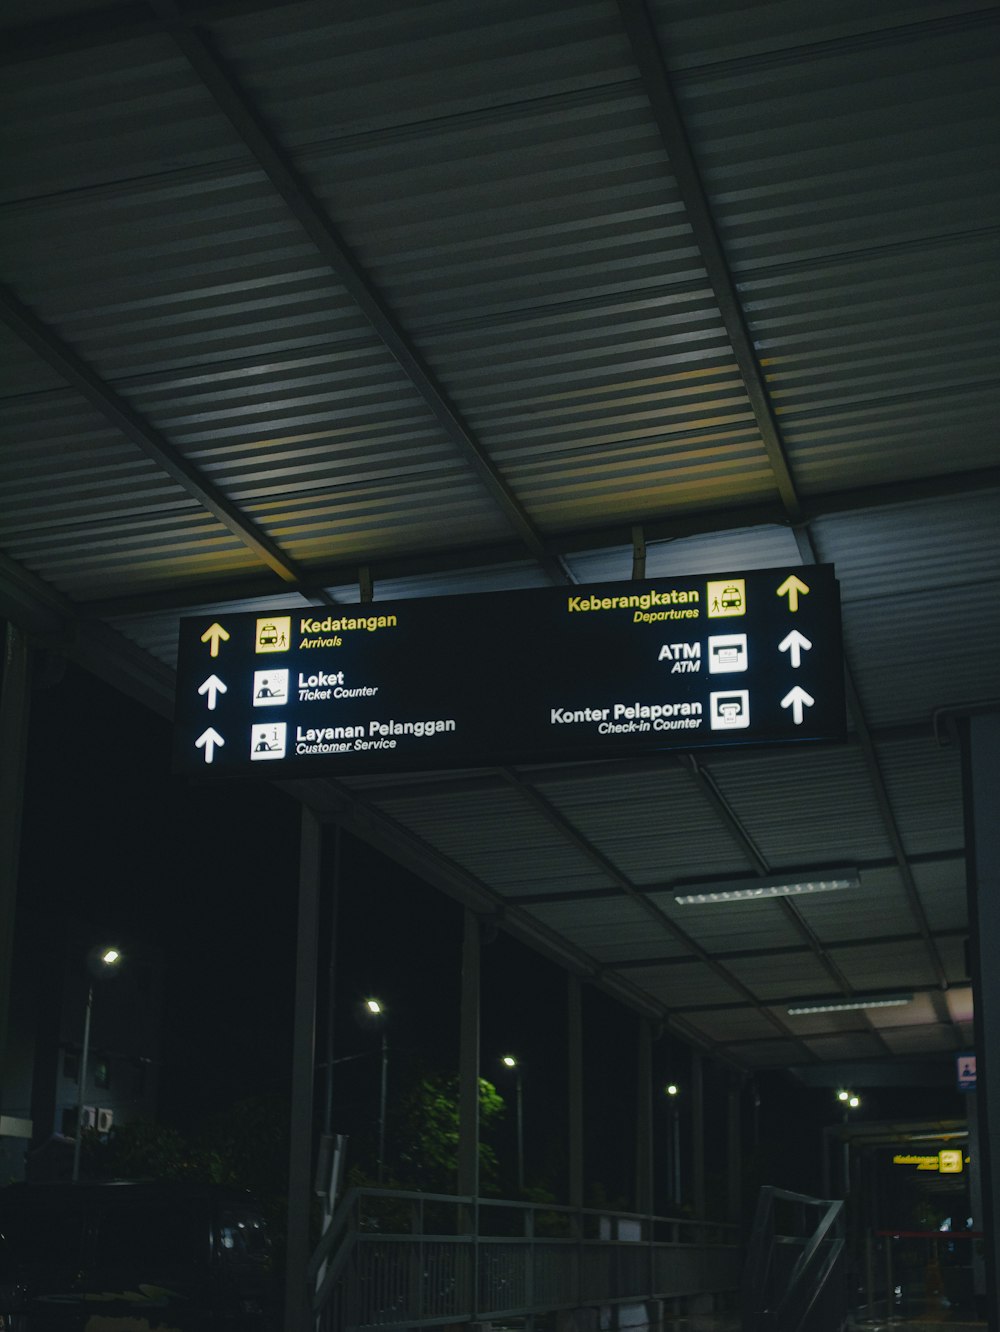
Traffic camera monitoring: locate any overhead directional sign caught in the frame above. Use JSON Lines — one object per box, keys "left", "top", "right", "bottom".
{"left": 173, "top": 565, "right": 845, "bottom": 777}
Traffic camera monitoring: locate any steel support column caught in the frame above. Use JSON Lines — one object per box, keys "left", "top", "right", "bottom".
{"left": 692, "top": 1052, "right": 705, "bottom": 1219}
{"left": 727, "top": 1072, "right": 742, "bottom": 1226}
{"left": 568, "top": 973, "right": 583, "bottom": 1213}
{"left": 636, "top": 1018, "right": 653, "bottom": 1214}
{"left": 457, "top": 908, "right": 481, "bottom": 1200}
{"left": 963, "top": 713, "right": 1000, "bottom": 1324}
{"left": 285, "top": 806, "right": 323, "bottom": 1332}
{"left": 0, "top": 623, "right": 30, "bottom": 1108}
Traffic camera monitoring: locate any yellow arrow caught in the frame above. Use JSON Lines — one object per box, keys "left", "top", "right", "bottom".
{"left": 200, "top": 622, "right": 231, "bottom": 658}
{"left": 776, "top": 574, "right": 810, "bottom": 612}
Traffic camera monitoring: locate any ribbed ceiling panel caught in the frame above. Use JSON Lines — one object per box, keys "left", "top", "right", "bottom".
{"left": 875, "top": 736, "right": 963, "bottom": 859}
{"left": 704, "top": 745, "right": 893, "bottom": 866}
{"left": 0, "top": 34, "right": 245, "bottom": 205}
{"left": 689, "top": 1008, "right": 779, "bottom": 1043}
{"left": 525, "top": 896, "right": 672, "bottom": 963}
{"left": 370, "top": 786, "right": 612, "bottom": 900}
{"left": 844, "top": 583, "right": 1000, "bottom": 728}
{"left": 423, "top": 305, "right": 773, "bottom": 530}
{"left": 912, "top": 862, "right": 967, "bottom": 936}
{"left": 816, "top": 493, "right": 1000, "bottom": 600}
{"left": 649, "top": 894, "right": 806, "bottom": 954}
{"left": 219, "top": 0, "right": 636, "bottom": 144}
{"left": 2, "top": 174, "right": 334, "bottom": 365}
{"left": 0, "top": 390, "right": 258, "bottom": 601}
{"left": 2, "top": 0, "right": 993, "bottom": 1075}
{"left": 651, "top": 0, "right": 992, "bottom": 67}
{"left": 801, "top": 1031, "right": 888, "bottom": 1062}
{"left": 626, "top": 959, "right": 744, "bottom": 1008}
{"left": 741, "top": 241, "right": 1000, "bottom": 493}
{"left": 666, "top": 10, "right": 999, "bottom": 271}
{"left": 305, "top": 95, "right": 690, "bottom": 326}
{"left": 835, "top": 939, "right": 940, "bottom": 992}
{"left": 533, "top": 763, "right": 745, "bottom": 886}
{"left": 722, "top": 952, "right": 838, "bottom": 1004}
{"left": 791, "top": 867, "right": 922, "bottom": 945}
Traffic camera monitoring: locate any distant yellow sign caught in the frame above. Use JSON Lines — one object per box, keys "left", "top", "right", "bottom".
{"left": 707, "top": 580, "right": 746, "bottom": 618}
{"left": 893, "top": 1150, "right": 965, "bottom": 1173}
{"left": 255, "top": 617, "right": 291, "bottom": 653}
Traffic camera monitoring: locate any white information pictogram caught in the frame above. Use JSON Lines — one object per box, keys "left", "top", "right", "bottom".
{"left": 708, "top": 633, "right": 748, "bottom": 674}
{"left": 250, "top": 722, "right": 287, "bottom": 760}
{"left": 253, "top": 669, "right": 289, "bottom": 707}
{"left": 710, "top": 690, "right": 750, "bottom": 730}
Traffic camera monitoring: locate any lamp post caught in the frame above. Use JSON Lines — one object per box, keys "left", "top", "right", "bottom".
{"left": 665, "top": 1083, "right": 681, "bottom": 1207}
{"left": 72, "top": 945, "right": 123, "bottom": 1182}
{"left": 501, "top": 1056, "right": 525, "bottom": 1193}
{"left": 837, "top": 1089, "right": 861, "bottom": 1195}
{"left": 365, "top": 999, "right": 389, "bottom": 1184}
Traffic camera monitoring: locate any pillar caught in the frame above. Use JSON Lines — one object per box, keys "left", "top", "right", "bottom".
{"left": 568, "top": 973, "right": 583, "bottom": 1213}
{"left": 963, "top": 713, "right": 1000, "bottom": 1323}
{"left": 635, "top": 1018, "right": 653, "bottom": 1214}
{"left": 457, "top": 908, "right": 481, "bottom": 1199}
{"left": 0, "top": 623, "right": 31, "bottom": 1108}
{"left": 285, "top": 806, "right": 323, "bottom": 1331}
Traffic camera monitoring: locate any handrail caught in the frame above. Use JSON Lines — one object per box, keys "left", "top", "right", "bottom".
{"left": 309, "top": 1187, "right": 742, "bottom": 1329}
{"left": 742, "top": 1186, "right": 847, "bottom": 1332}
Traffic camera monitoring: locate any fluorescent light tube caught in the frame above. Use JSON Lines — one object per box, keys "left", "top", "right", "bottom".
{"left": 786, "top": 994, "right": 913, "bottom": 1016}
{"left": 673, "top": 869, "right": 858, "bottom": 905}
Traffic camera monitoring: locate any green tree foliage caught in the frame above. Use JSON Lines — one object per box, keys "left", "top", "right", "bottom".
{"left": 376, "top": 1071, "right": 505, "bottom": 1194}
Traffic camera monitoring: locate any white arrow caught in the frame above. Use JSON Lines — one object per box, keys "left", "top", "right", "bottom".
{"left": 198, "top": 674, "right": 228, "bottom": 710}
{"left": 195, "top": 727, "right": 225, "bottom": 764}
{"left": 778, "top": 629, "right": 813, "bottom": 668}
{"left": 781, "top": 685, "right": 815, "bottom": 725}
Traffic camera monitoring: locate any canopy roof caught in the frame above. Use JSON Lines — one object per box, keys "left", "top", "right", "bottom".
{"left": 3, "top": 0, "right": 998, "bottom": 1078}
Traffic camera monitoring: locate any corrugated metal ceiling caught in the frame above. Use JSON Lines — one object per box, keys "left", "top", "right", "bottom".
{"left": 2, "top": 0, "right": 997, "bottom": 1079}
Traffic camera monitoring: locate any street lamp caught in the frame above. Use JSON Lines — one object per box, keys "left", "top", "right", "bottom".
{"left": 836, "top": 1089, "right": 861, "bottom": 1195}
{"left": 665, "top": 1084, "right": 681, "bottom": 1207}
{"left": 501, "top": 1055, "right": 524, "bottom": 1193}
{"left": 72, "top": 945, "right": 123, "bottom": 1182}
{"left": 364, "top": 999, "right": 389, "bottom": 1184}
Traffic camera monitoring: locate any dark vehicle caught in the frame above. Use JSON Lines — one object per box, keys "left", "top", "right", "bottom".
{"left": 0, "top": 1181, "right": 275, "bottom": 1331}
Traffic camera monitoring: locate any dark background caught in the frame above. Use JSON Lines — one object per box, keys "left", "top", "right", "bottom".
{"left": 13, "top": 650, "right": 967, "bottom": 1217}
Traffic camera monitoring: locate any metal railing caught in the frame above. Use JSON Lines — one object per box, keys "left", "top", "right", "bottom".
{"left": 307, "top": 1188, "right": 741, "bottom": 1330}
{"left": 742, "top": 1187, "right": 847, "bottom": 1332}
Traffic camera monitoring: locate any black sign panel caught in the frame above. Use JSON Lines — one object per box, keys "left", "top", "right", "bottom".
{"left": 173, "top": 565, "right": 844, "bottom": 777}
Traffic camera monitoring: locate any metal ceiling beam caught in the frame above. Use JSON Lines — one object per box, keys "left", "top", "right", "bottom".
{"left": 151, "top": 0, "right": 570, "bottom": 588}
{"left": 793, "top": 530, "right": 955, "bottom": 1025}
{"left": 679, "top": 754, "right": 891, "bottom": 1053}
{"left": 275, "top": 775, "right": 731, "bottom": 1060}
{"left": 616, "top": 0, "right": 801, "bottom": 519}
{"left": 614, "top": 0, "right": 958, "bottom": 1035}
{"left": 79, "top": 462, "right": 1000, "bottom": 621}
{"left": 0, "top": 550, "right": 176, "bottom": 717}
{"left": 497, "top": 767, "right": 819, "bottom": 1061}
{"left": 607, "top": 929, "right": 967, "bottom": 971}
{"left": 0, "top": 285, "right": 332, "bottom": 600}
